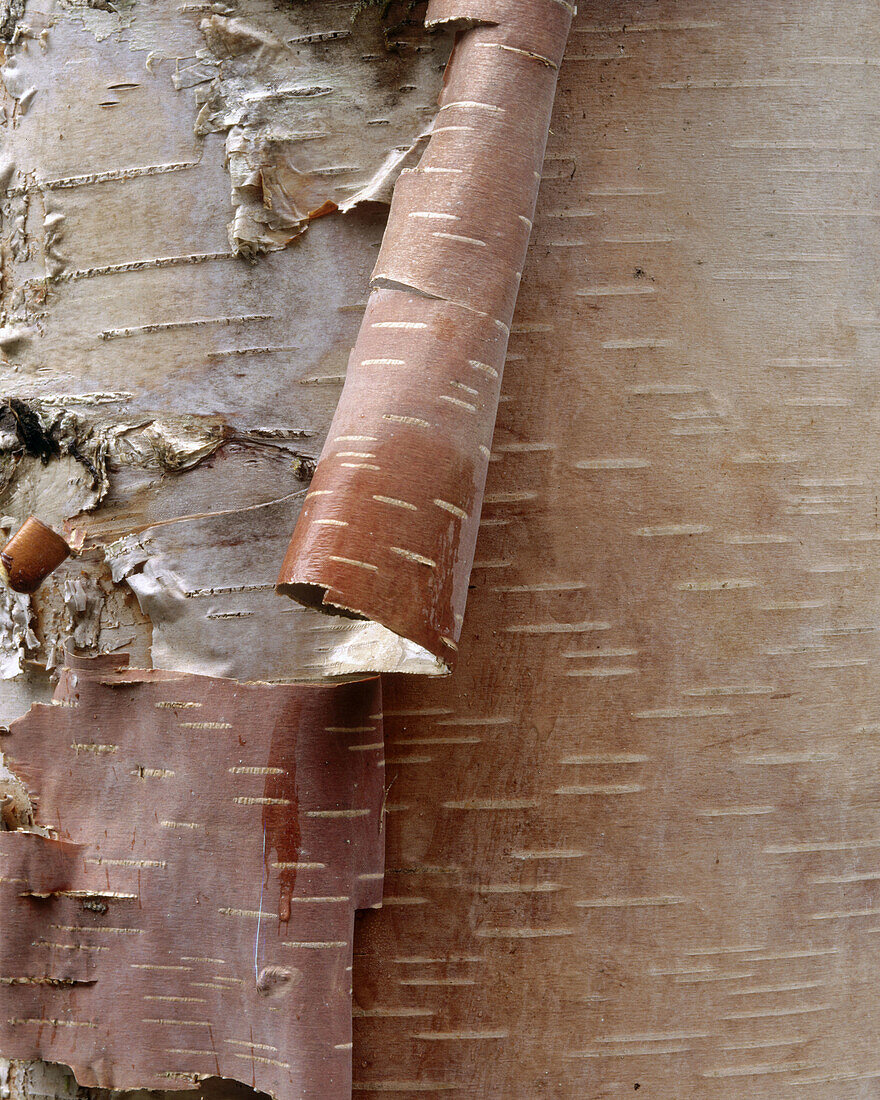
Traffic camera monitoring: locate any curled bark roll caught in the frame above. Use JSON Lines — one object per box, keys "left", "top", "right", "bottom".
{"left": 277, "top": 0, "right": 574, "bottom": 670}
{"left": 1, "top": 517, "right": 70, "bottom": 593}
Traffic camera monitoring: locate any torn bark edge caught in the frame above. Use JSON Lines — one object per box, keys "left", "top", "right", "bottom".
{"left": 276, "top": 0, "right": 574, "bottom": 671}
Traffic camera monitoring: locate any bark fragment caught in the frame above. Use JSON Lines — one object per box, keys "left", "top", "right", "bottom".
{"left": 0, "top": 0, "right": 26, "bottom": 42}
{"left": 0, "top": 400, "right": 241, "bottom": 683}
{"left": 0, "top": 516, "right": 70, "bottom": 593}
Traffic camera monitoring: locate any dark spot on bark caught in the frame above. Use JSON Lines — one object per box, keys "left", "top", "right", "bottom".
{"left": 0, "top": 0, "right": 25, "bottom": 42}
{"left": 1, "top": 397, "right": 107, "bottom": 488}
{"left": 1, "top": 399, "right": 62, "bottom": 463}
{"left": 255, "top": 964, "right": 301, "bottom": 997}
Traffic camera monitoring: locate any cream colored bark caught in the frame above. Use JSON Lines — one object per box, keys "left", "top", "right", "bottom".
{"left": 0, "top": 0, "right": 450, "bottom": 706}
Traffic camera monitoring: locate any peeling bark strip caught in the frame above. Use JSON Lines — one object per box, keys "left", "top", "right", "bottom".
{"left": 0, "top": 654, "right": 384, "bottom": 1099}
{"left": 277, "top": 0, "right": 574, "bottom": 669}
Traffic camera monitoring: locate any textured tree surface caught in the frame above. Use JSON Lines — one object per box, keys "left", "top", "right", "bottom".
{"left": 0, "top": 0, "right": 442, "bottom": 1095}
{"left": 0, "top": 0, "right": 454, "bottom": 697}
{"left": 5, "top": 0, "right": 880, "bottom": 1098}
{"left": 352, "top": 1, "right": 880, "bottom": 1095}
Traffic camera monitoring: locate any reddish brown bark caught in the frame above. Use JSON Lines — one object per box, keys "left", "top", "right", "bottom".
{"left": 277, "top": 0, "right": 574, "bottom": 668}
{"left": 0, "top": 654, "right": 384, "bottom": 1098}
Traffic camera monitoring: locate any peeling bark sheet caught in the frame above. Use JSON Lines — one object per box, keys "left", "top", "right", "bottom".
{"left": 277, "top": 0, "right": 574, "bottom": 669}
{"left": 0, "top": 654, "right": 384, "bottom": 1099}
